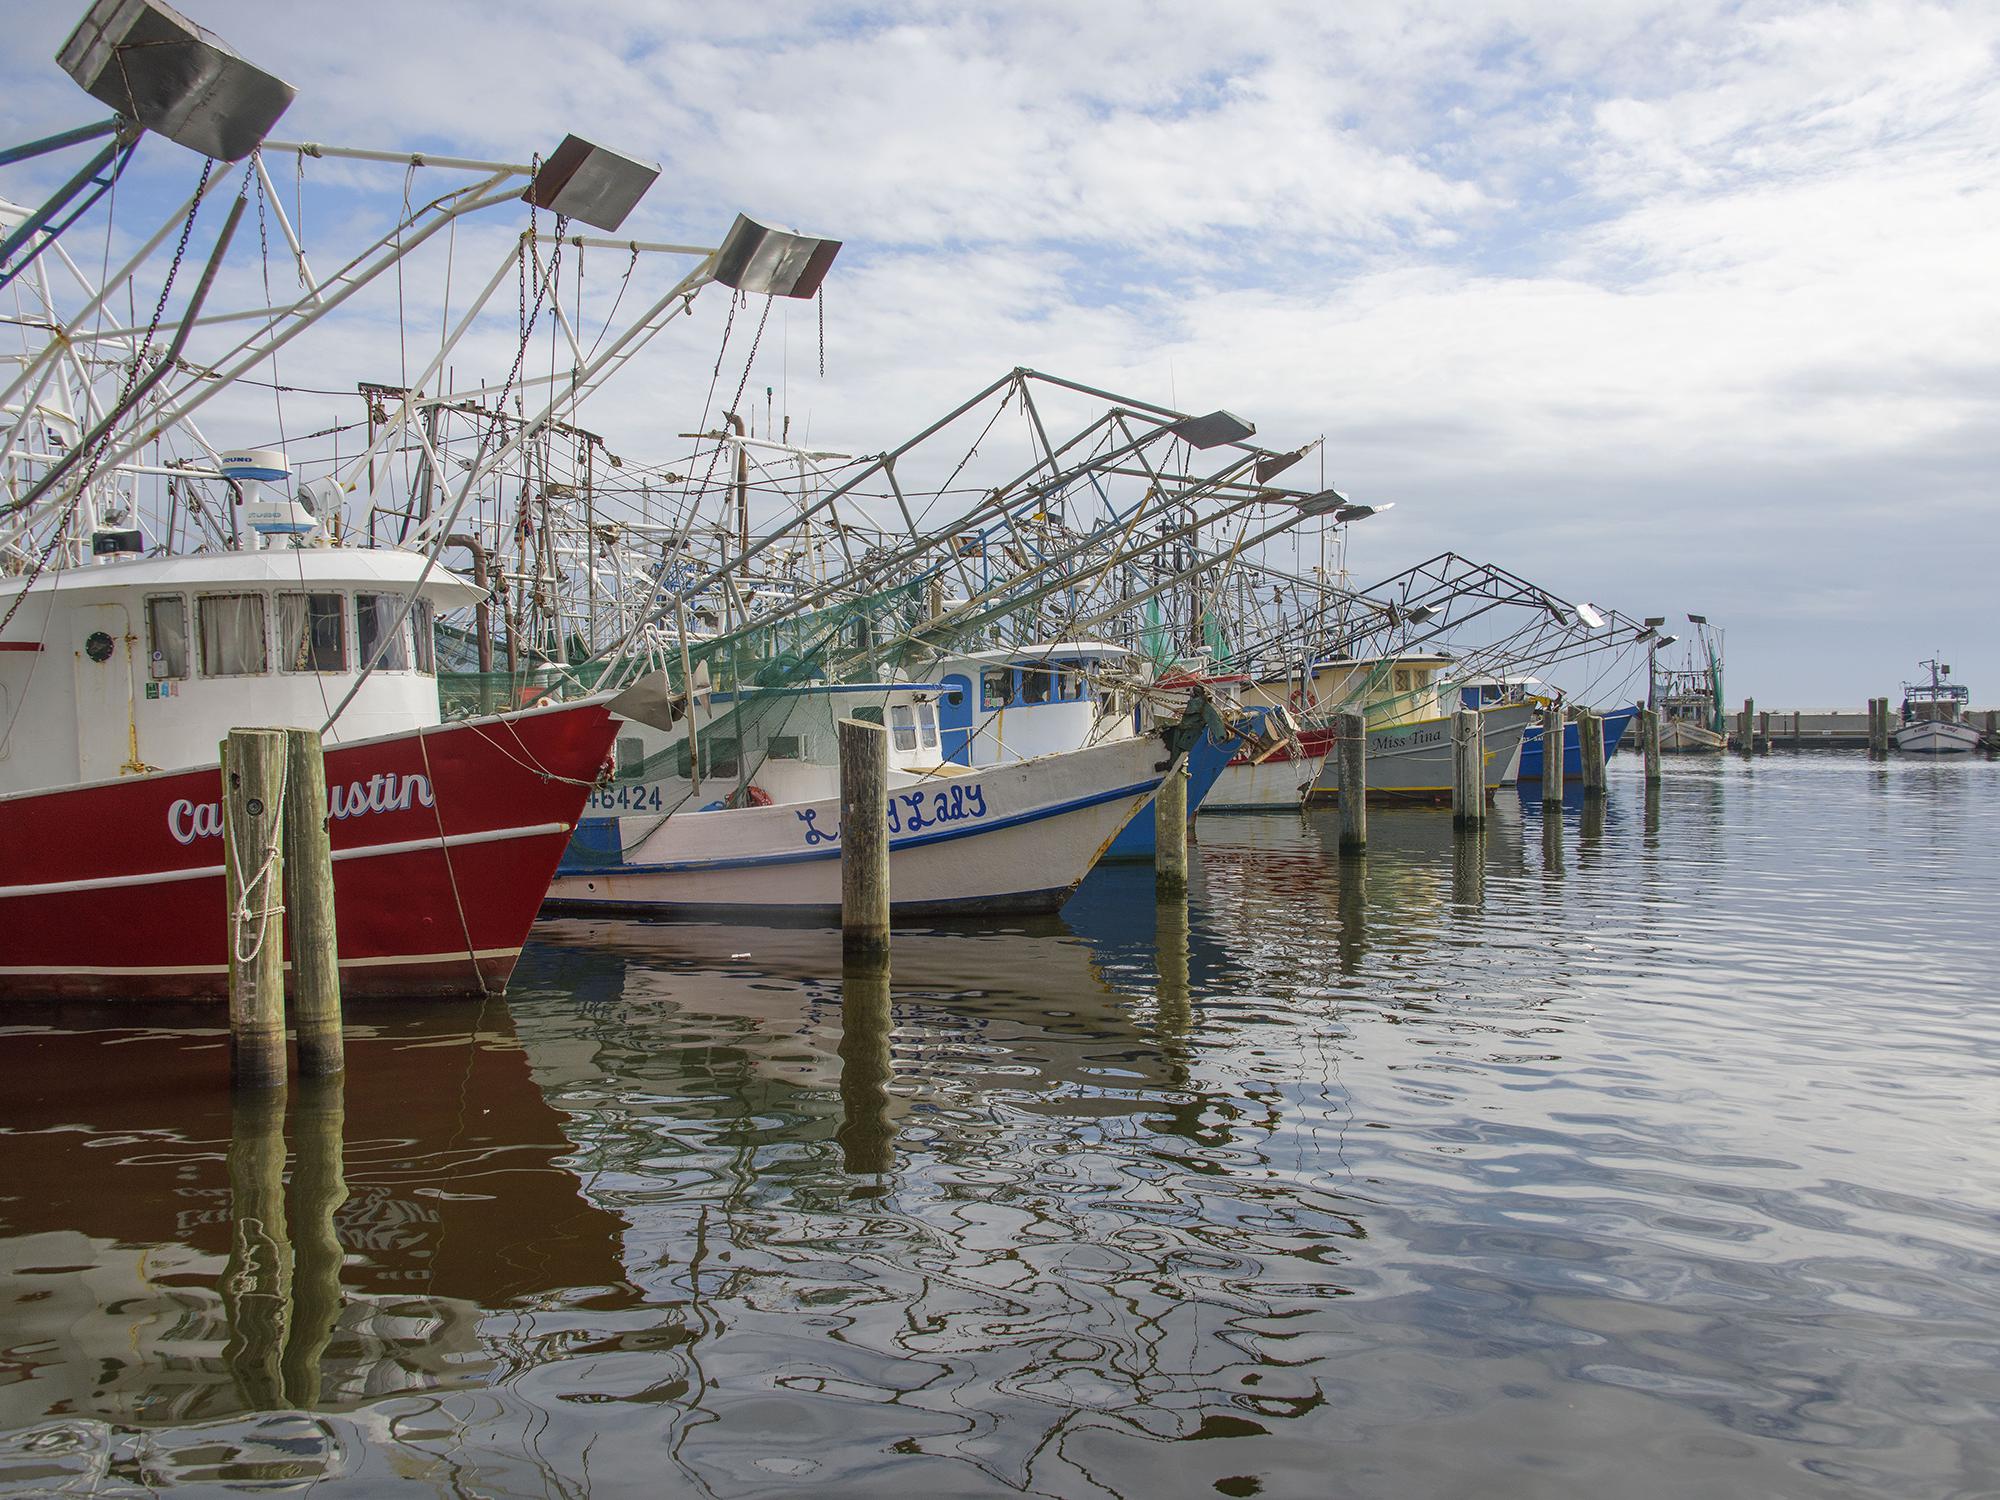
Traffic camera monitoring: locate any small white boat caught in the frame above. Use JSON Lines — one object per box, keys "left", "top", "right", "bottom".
{"left": 1891, "top": 659, "right": 1982, "bottom": 754}
{"left": 547, "top": 685, "right": 1178, "bottom": 918}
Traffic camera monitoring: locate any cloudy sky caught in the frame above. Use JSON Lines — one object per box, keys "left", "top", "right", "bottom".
{"left": 4, "top": 0, "right": 1996, "bottom": 703}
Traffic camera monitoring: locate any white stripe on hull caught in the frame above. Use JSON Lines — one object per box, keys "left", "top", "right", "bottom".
{"left": 0, "top": 822, "right": 574, "bottom": 902}
{"left": 0, "top": 946, "right": 521, "bottom": 979}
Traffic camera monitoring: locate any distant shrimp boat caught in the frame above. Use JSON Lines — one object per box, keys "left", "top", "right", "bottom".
{"left": 1892, "top": 658, "right": 1982, "bottom": 754}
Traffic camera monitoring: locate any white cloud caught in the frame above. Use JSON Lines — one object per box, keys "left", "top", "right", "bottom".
{"left": 2, "top": 0, "right": 1995, "bottom": 700}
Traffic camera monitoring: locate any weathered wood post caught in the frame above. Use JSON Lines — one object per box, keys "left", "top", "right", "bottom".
{"left": 282, "top": 1074, "right": 347, "bottom": 1409}
{"left": 1155, "top": 758, "right": 1190, "bottom": 901}
{"left": 1791, "top": 710, "right": 1802, "bottom": 750}
{"left": 837, "top": 718, "right": 890, "bottom": 957}
{"left": 283, "top": 729, "right": 342, "bottom": 1077}
{"left": 836, "top": 953, "right": 895, "bottom": 1176}
{"left": 1739, "top": 698, "right": 1755, "bottom": 756}
{"left": 1335, "top": 712, "right": 1367, "bottom": 853}
{"left": 1986, "top": 709, "right": 1997, "bottom": 759}
{"left": 1869, "top": 697, "right": 1891, "bottom": 759}
{"left": 1541, "top": 704, "right": 1565, "bottom": 809}
{"left": 1451, "top": 709, "right": 1484, "bottom": 826}
{"left": 1757, "top": 709, "right": 1771, "bottom": 755}
{"left": 1580, "top": 710, "right": 1607, "bottom": 799}
{"left": 223, "top": 729, "right": 289, "bottom": 1090}
{"left": 1640, "top": 706, "right": 1662, "bottom": 786}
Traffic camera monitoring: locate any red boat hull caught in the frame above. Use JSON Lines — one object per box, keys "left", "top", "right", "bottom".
{"left": 0, "top": 702, "right": 616, "bottom": 1001}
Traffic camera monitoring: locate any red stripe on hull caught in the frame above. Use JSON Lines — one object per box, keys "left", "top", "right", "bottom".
{"left": 0, "top": 703, "right": 616, "bottom": 1001}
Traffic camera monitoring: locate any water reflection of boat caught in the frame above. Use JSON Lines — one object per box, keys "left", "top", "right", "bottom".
{"left": 0, "top": 1006, "right": 627, "bottom": 1429}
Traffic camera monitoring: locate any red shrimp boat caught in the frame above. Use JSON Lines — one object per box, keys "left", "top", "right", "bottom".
{"left": 0, "top": 545, "right": 616, "bottom": 1001}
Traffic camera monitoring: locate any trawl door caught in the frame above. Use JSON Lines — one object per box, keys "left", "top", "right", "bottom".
{"left": 71, "top": 603, "right": 137, "bottom": 781}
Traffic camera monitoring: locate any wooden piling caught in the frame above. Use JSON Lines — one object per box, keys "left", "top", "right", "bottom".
{"left": 1986, "top": 709, "right": 1997, "bottom": 759}
{"left": 1540, "top": 704, "right": 1565, "bottom": 807}
{"left": 1155, "top": 758, "right": 1190, "bottom": 900}
{"left": 1580, "top": 710, "right": 1606, "bottom": 799}
{"left": 1739, "top": 698, "right": 1755, "bottom": 756}
{"left": 837, "top": 718, "right": 891, "bottom": 957}
{"left": 1791, "top": 710, "right": 1802, "bottom": 750}
{"left": 1640, "top": 706, "right": 1662, "bottom": 786}
{"left": 283, "top": 729, "right": 342, "bottom": 1077}
{"left": 1868, "top": 697, "right": 1890, "bottom": 759}
{"left": 1451, "top": 709, "right": 1484, "bottom": 826}
{"left": 1335, "top": 712, "right": 1367, "bottom": 853}
{"left": 223, "top": 728, "right": 289, "bottom": 1090}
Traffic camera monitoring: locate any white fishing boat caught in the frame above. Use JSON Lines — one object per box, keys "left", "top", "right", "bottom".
{"left": 546, "top": 700, "right": 1180, "bottom": 917}
{"left": 1307, "top": 700, "right": 1535, "bottom": 803}
{"left": 1892, "top": 659, "right": 1982, "bottom": 754}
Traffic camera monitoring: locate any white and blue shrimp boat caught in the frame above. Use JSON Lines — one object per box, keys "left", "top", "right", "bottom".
{"left": 547, "top": 679, "right": 1187, "bottom": 918}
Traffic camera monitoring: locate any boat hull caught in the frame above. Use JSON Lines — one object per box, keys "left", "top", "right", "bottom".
{"left": 1517, "top": 704, "right": 1639, "bottom": 781}
{"left": 1306, "top": 702, "right": 1537, "bottom": 804}
{"left": 1659, "top": 719, "right": 1727, "bottom": 753}
{"left": 1892, "top": 719, "right": 1983, "bottom": 754}
{"left": 0, "top": 702, "right": 617, "bottom": 1001}
{"left": 546, "top": 734, "right": 1171, "bottom": 918}
{"left": 1103, "top": 717, "right": 1241, "bottom": 856}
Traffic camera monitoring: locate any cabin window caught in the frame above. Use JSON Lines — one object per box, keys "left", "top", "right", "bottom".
{"left": 891, "top": 704, "right": 918, "bottom": 752}
{"left": 982, "top": 667, "right": 1014, "bottom": 708}
{"left": 1394, "top": 669, "right": 1411, "bottom": 692}
{"left": 1020, "top": 666, "right": 1053, "bottom": 706}
{"left": 704, "top": 737, "right": 741, "bottom": 779}
{"left": 412, "top": 598, "right": 436, "bottom": 675}
{"left": 918, "top": 703, "right": 939, "bottom": 750}
{"left": 277, "top": 593, "right": 347, "bottom": 674}
{"left": 355, "top": 593, "right": 410, "bottom": 671}
{"left": 616, "top": 736, "right": 646, "bottom": 781}
{"left": 1056, "top": 664, "right": 1086, "bottom": 701}
{"left": 197, "top": 594, "right": 268, "bottom": 677}
{"left": 145, "top": 595, "right": 188, "bottom": 680}
{"left": 767, "top": 734, "right": 808, "bottom": 760}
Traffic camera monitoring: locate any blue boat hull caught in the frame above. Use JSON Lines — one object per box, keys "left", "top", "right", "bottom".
{"left": 1517, "top": 704, "right": 1639, "bottom": 782}
{"left": 1103, "top": 717, "right": 1241, "bottom": 859}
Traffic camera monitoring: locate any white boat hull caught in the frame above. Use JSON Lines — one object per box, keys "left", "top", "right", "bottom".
{"left": 1892, "top": 719, "right": 1983, "bottom": 755}
{"left": 545, "top": 734, "right": 1172, "bottom": 917}
{"left": 1659, "top": 720, "right": 1727, "bottom": 754}
{"left": 1203, "top": 749, "right": 1323, "bottom": 812}
{"left": 1309, "top": 702, "right": 1537, "bottom": 802}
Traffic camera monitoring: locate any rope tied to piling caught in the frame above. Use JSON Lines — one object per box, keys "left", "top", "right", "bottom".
{"left": 229, "top": 745, "right": 291, "bottom": 967}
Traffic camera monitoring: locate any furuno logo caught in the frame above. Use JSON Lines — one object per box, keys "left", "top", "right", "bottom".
{"left": 167, "top": 773, "right": 435, "bottom": 845}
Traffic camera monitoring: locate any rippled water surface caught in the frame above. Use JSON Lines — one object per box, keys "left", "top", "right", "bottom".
{"left": 4, "top": 755, "right": 1998, "bottom": 1496}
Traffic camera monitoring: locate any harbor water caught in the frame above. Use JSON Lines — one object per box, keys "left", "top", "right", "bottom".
{"left": 2, "top": 755, "right": 1996, "bottom": 1497}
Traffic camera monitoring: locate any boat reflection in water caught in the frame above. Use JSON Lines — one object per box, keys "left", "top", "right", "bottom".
{"left": 0, "top": 1005, "right": 629, "bottom": 1487}
{"left": 1, "top": 802, "right": 1594, "bottom": 1497}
